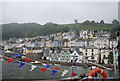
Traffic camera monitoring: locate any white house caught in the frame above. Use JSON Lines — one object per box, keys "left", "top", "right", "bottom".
{"left": 70, "top": 50, "right": 83, "bottom": 63}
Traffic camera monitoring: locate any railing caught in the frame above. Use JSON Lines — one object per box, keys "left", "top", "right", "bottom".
{"left": 80, "top": 77, "right": 120, "bottom": 81}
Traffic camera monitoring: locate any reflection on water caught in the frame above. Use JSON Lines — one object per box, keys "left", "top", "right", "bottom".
{"left": 1, "top": 61, "right": 120, "bottom": 79}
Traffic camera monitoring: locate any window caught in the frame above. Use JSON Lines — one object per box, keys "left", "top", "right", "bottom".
{"left": 108, "top": 55, "right": 110, "bottom": 58}
{"left": 86, "top": 57, "right": 88, "bottom": 59}
{"left": 86, "top": 53, "right": 87, "bottom": 55}
{"left": 86, "top": 49, "right": 87, "bottom": 52}
{"left": 104, "top": 44, "right": 107, "bottom": 46}
{"left": 103, "top": 55, "right": 105, "bottom": 59}
{"left": 91, "top": 53, "right": 94, "bottom": 56}
{"left": 92, "top": 49, "right": 94, "bottom": 52}
{"left": 92, "top": 57, "right": 94, "bottom": 59}
{"left": 104, "top": 40, "right": 106, "bottom": 42}
{"left": 74, "top": 53, "right": 76, "bottom": 56}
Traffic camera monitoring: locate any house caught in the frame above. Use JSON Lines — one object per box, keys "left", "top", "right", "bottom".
{"left": 81, "top": 45, "right": 111, "bottom": 64}
{"left": 26, "top": 52, "right": 43, "bottom": 60}
{"left": 62, "top": 32, "right": 73, "bottom": 41}
{"left": 79, "top": 30, "right": 88, "bottom": 39}
{"left": 49, "top": 48, "right": 60, "bottom": 61}
{"left": 59, "top": 50, "right": 71, "bottom": 62}
{"left": 79, "top": 30, "right": 95, "bottom": 39}
{"left": 23, "top": 47, "right": 43, "bottom": 60}
{"left": 95, "top": 30, "right": 110, "bottom": 38}
{"left": 70, "top": 49, "right": 83, "bottom": 63}
{"left": 96, "top": 30, "right": 110, "bottom": 38}
{"left": 23, "top": 47, "right": 43, "bottom": 55}
{"left": 100, "top": 48, "right": 111, "bottom": 64}
{"left": 54, "top": 34, "right": 63, "bottom": 41}
{"left": 90, "top": 36, "right": 109, "bottom": 49}
{"left": 53, "top": 41, "right": 64, "bottom": 47}
{"left": 42, "top": 48, "right": 50, "bottom": 60}
{"left": 62, "top": 30, "right": 76, "bottom": 41}
{"left": 81, "top": 45, "right": 99, "bottom": 63}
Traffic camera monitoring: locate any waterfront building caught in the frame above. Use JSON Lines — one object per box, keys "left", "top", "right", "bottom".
{"left": 42, "top": 48, "right": 50, "bottom": 60}
{"left": 70, "top": 49, "right": 83, "bottom": 63}
{"left": 81, "top": 45, "right": 99, "bottom": 63}
{"left": 59, "top": 50, "right": 71, "bottom": 62}
{"left": 49, "top": 48, "right": 60, "bottom": 61}
{"left": 23, "top": 47, "right": 43, "bottom": 54}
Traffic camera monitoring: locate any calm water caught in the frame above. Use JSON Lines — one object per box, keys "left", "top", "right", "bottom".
{"left": 1, "top": 61, "right": 120, "bottom": 80}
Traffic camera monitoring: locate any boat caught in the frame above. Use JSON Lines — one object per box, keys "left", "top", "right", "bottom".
{"left": 89, "top": 66, "right": 97, "bottom": 70}
{"left": 54, "top": 64, "right": 61, "bottom": 66}
{"left": 31, "top": 61, "right": 41, "bottom": 64}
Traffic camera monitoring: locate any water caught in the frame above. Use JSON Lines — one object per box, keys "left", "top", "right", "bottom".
{"left": 1, "top": 61, "right": 120, "bottom": 80}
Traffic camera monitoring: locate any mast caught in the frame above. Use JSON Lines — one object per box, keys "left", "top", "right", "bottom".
{"left": 113, "top": 48, "right": 117, "bottom": 77}
{"left": 116, "top": 32, "right": 120, "bottom": 73}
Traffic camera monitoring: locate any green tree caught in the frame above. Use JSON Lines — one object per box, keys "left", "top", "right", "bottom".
{"left": 100, "top": 20, "right": 104, "bottom": 24}
{"left": 83, "top": 20, "right": 90, "bottom": 25}
{"left": 112, "top": 19, "right": 119, "bottom": 25}
{"left": 91, "top": 20, "right": 96, "bottom": 25}
{"left": 74, "top": 19, "right": 78, "bottom": 24}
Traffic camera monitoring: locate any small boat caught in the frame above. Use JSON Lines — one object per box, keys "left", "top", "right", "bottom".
{"left": 31, "top": 61, "right": 41, "bottom": 64}
{"left": 35, "top": 61, "right": 41, "bottom": 63}
{"left": 0, "top": 59, "right": 4, "bottom": 61}
{"left": 31, "top": 62, "right": 35, "bottom": 64}
{"left": 89, "top": 66, "right": 97, "bottom": 70}
{"left": 54, "top": 64, "right": 61, "bottom": 66}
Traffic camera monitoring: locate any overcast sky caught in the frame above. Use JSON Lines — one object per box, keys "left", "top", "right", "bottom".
{"left": 1, "top": 2, "right": 118, "bottom": 24}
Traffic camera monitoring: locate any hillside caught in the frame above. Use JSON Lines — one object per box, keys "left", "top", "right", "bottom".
{"left": 2, "top": 21, "right": 120, "bottom": 40}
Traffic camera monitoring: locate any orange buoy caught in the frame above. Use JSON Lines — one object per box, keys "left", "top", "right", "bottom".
{"left": 88, "top": 68, "right": 108, "bottom": 81}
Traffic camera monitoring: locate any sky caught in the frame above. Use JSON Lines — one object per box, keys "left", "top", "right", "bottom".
{"left": 1, "top": 2, "right": 118, "bottom": 24}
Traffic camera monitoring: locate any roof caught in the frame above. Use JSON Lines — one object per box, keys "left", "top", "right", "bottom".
{"left": 109, "top": 39, "right": 117, "bottom": 41}
{"left": 83, "top": 45, "right": 97, "bottom": 49}
{"left": 75, "top": 50, "right": 83, "bottom": 55}
{"left": 96, "top": 36, "right": 108, "bottom": 40}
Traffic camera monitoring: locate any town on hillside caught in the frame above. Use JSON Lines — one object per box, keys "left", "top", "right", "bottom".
{"left": 0, "top": 30, "right": 118, "bottom": 65}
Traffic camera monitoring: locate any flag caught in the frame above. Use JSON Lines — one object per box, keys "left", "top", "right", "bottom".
{"left": 30, "top": 65, "right": 37, "bottom": 71}
{"left": 18, "top": 62, "right": 26, "bottom": 68}
{"left": 46, "top": 65, "right": 50, "bottom": 68}
{"left": 41, "top": 68, "right": 48, "bottom": 72}
{"left": 6, "top": 58, "right": 15, "bottom": 63}
{"left": 54, "top": 67, "right": 59, "bottom": 70}
{"left": 25, "top": 58, "right": 32, "bottom": 63}
{"left": 61, "top": 70, "right": 68, "bottom": 76}
{"left": 52, "top": 70, "right": 58, "bottom": 75}
{"left": 15, "top": 54, "right": 22, "bottom": 57}
{"left": 71, "top": 73, "right": 77, "bottom": 77}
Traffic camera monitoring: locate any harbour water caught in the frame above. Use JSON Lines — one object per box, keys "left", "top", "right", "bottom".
{"left": 1, "top": 61, "right": 120, "bottom": 80}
